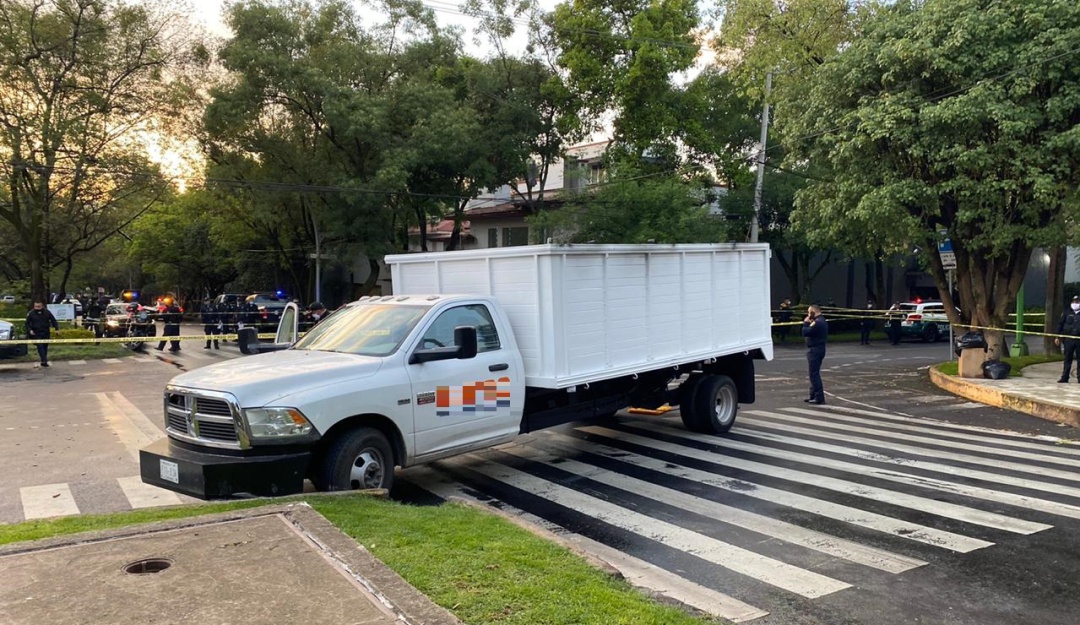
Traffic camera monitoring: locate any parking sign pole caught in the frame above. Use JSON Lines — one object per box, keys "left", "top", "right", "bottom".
{"left": 948, "top": 269, "right": 955, "bottom": 360}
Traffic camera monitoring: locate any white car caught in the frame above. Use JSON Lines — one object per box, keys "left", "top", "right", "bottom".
{"left": 896, "top": 301, "right": 951, "bottom": 342}
{"left": 0, "top": 295, "right": 15, "bottom": 304}
{"left": 0, "top": 319, "right": 28, "bottom": 359}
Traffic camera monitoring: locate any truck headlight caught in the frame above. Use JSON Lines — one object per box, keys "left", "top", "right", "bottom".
{"left": 243, "top": 407, "right": 314, "bottom": 439}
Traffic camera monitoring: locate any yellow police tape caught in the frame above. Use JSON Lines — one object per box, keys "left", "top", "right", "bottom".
{"left": 2, "top": 333, "right": 281, "bottom": 346}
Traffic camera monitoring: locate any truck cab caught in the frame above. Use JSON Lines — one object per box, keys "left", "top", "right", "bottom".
{"left": 141, "top": 295, "right": 525, "bottom": 498}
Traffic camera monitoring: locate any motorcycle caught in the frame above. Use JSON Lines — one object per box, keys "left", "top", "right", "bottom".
{"left": 122, "top": 307, "right": 157, "bottom": 351}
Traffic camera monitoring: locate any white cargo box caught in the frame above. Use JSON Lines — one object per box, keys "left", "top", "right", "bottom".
{"left": 387, "top": 244, "right": 773, "bottom": 389}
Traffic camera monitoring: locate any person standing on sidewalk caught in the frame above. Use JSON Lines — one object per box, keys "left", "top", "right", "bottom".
{"left": 25, "top": 300, "right": 59, "bottom": 367}
{"left": 201, "top": 300, "right": 221, "bottom": 349}
{"left": 1055, "top": 295, "right": 1080, "bottom": 383}
{"left": 802, "top": 304, "right": 828, "bottom": 405}
{"left": 887, "top": 302, "right": 903, "bottom": 345}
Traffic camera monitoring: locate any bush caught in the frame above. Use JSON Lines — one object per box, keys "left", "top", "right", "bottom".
{"left": 54, "top": 328, "right": 95, "bottom": 340}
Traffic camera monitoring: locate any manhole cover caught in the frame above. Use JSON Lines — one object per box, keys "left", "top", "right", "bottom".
{"left": 123, "top": 558, "right": 173, "bottom": 575}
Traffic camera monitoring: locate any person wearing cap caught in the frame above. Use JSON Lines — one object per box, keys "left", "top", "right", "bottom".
{"left": 301, "top": 301, "right": 328, "bottom": 333}
{"left": 1055, "top": 295, "right": 1080, "bottom": 383}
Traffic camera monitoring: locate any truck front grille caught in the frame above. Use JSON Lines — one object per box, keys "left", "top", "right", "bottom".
{"left": 164, "top": 391, "right": 241, "bottom": 447}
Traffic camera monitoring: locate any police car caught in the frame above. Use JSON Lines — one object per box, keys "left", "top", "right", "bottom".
{"left": 896, "top": 300, "right": 951, "bottom": 342}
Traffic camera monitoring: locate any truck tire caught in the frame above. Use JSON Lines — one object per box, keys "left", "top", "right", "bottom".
{"left": 678, "top": 375, "right": 705, "bottom": 431}
{"left": 689, "top": 375, "right": 738, "bottom": 434}
{"left": 314, "top": 427, "right": 395, "bottom": 492}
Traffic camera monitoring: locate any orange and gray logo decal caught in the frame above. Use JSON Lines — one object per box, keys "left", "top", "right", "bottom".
{"left": 436, "top": 377, "right": 511, "bottom": 417}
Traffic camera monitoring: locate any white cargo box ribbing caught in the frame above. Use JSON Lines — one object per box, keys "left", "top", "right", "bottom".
{"left": 387, "top": 244, "right": 773, "bottom": 389}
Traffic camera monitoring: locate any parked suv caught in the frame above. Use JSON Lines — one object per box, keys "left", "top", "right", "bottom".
{"left": 896, "top": 301, "right": 951, "bottom": 342}
{"left": 246, "top": 292, "right": 289, "bottom": 332}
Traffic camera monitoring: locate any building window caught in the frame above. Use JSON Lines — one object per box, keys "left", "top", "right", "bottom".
{"left": 502, "top": 227, "right": 529, "bottom": 247}
{"left": 487, "top": 228, "right": 497, "bottom": 248}
{"left": 586, "top": 162, "right": 606, "bottom": 185}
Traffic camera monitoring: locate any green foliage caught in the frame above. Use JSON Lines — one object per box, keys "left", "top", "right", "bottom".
{"left": 531, "top": 174, "right": 730, "bottom": 244}
{"left": 550, "top": 0, "right": 700, "bottom": 153}
{"left": 0, "top": 0, "right": 204, "bottom": 300}
{"left": 53, "top": 328, "right": 95, "bottom": 340}
{"left": 786, "top": 0, "right": 1080, "bottom": 357}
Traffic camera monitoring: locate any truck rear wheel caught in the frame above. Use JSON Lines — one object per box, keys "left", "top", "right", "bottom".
{"left": 314, "top": 427, "right": 395, "bottom": 492}
{"left": 687, "top": 374, "right": 738, "bottom": 434}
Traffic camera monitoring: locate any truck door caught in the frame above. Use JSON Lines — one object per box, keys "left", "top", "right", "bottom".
{"left": 407, "top": 303, "right": 523, "bottom": 457}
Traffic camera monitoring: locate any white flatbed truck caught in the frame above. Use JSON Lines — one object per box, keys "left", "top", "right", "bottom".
{"left": 140, "top": 244, "right": 773, "bottom": 498}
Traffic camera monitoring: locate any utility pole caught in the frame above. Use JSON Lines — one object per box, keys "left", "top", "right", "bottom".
{"left": 750, "top": 71, "right": 773, "bottom": 244}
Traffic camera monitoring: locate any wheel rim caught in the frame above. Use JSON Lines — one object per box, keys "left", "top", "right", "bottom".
{"left": 713, "top": 385, "right": 737, "bottom": 425}
{"left": 349, "top": 449, "right": 385, "bottom": 489}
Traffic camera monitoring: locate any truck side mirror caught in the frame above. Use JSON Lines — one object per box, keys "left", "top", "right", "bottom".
{"left": 454, "top": 326, "right": 478, "bottom": 360}
{"left": 409, "top": 326, "right": 479, "bottom": 364}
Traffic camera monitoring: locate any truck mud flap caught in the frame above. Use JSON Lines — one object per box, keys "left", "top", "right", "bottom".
{"left": 139, "top": 439, "right": 309, "bottom": 500}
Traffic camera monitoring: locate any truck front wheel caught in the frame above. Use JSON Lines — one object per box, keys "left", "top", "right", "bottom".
{"left": 686, "top": 374, "right": 738, "bottom": 434}
{"left": 314, "top": 427, "right": 395, "bottom": 492}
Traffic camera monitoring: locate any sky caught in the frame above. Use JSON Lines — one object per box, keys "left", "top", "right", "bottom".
{"left": 187, "top": 0, "right": 560, "bottom": 58}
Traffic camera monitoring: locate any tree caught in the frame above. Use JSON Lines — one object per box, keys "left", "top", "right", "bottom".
{"left": 787, "top": 0, "right": 1080, "bottom": 358}
{"left": 550, "top": 0, "right": 699, "bottom": 155}
{"left": 0, "top": 0, "right": 204, "bottom": 301}
{"left": 531, "top": 170, "right": 730, "bottom": 244}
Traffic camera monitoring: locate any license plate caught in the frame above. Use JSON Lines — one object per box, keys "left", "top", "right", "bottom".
{"left": 160, "top": 459, "right": 179, "bottom": 484}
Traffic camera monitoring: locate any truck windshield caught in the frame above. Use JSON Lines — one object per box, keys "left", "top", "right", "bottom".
{"left": 292, "top": 304, "right": 428, "bottom": 356}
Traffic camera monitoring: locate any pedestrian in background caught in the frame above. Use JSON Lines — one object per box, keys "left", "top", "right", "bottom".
{"left": 156, "top": 295, "right": 182, "bottom": 352}
{"left": 201, "top": 300, "right": 221, "bottom": 350}
{"left": 776, "top": 299, "right": 793, "bottom": 343}
{"left": 802, "top": 304, "right": 828, "bottom": 405}
{"left": 887, "top": 302, "right": 903, "bottom": 345}
{"left": 859, "top": 299, "right": 875, "bottom": 345}
{"left": 1055, "top": 295, "right": 1080, "bottom": 383}
{"left": 26, "top": 300, "right": 59, "bottom": 367}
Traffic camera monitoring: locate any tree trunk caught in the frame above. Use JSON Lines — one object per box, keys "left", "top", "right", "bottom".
{"left": 774, "top": 249, "right": 802, "bottom": 304}
{"left": 1045, "top": 246, "right": 1066, "bottom": 354}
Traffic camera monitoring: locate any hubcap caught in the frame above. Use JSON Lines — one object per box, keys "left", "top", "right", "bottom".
{"left": 713, "top": 386, "right": 736, "bottom": 425}
{"left": 349, "top": 450, "right": 384, "bottom": 489}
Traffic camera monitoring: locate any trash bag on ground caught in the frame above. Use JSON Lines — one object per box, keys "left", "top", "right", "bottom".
{"left": 982, "top": 360, "right": 1011, "bottom": 380}
{"left": 955, "top": 331, "right": 988, "bottom": 356}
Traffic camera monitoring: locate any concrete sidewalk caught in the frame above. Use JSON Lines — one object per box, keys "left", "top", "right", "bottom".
{"left": 929, "top": 361, "right": 1080, "bottom": 428}
{"left": 0, "top": 502, "right": 462, "bottom": 625}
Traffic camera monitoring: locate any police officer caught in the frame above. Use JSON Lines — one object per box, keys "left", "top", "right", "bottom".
{"left": 1055, "top": 295, "right": 1080, "bottom": 383}
{"left": 156, "top": 296, "right": 182, "bottom": 352}
{"left": 859, "top": 300, "right": 875, "bottom": 345}
{"left": 202, "top": 300, "right": 221, "bottom": 349}
{"left": 802, "top": 304, "right": 828, "bottom": 405}
{"left": 26, "top": 300, "right": 59, "bottom": 367}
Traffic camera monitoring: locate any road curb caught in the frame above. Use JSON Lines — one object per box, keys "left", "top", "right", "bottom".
{"left": 928, "top": 367, "right": 1080, "bottom": 428}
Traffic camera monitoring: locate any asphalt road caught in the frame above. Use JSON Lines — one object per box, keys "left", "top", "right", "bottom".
{"left": 1, "top": 338, "right": 1078, "bottom": 625}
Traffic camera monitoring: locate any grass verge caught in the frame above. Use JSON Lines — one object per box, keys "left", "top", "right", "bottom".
{"left": 7, "top": 342, "right": 132, "bottom": 363}
{"left": 0, "top": 495, "right": 714, "bottom": 625}
{"left": 936, "top": 353, "right": 1063, "bottom": 377}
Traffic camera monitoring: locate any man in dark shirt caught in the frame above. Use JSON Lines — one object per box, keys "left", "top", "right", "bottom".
{"left": 26, "top": 300, "right": 59, "bottom": 367}
{"left": 802, "top": 304, "right": 828, "bottom": 405}
{"left": 1055, "top": 295, "right": 1080, "bottom": 383}
{"left": 156, "top": 296, "right": 183, "bottom": 352}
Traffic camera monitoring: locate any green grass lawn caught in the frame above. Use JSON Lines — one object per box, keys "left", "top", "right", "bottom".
{"left": 0, "top": 494, "right": 716, "bottom": 625}
{"left": 936, "top": 353, "right": 1063, "bottom": 377}
{"left": 7, "top": 342, "right": 132, "bottom": 363}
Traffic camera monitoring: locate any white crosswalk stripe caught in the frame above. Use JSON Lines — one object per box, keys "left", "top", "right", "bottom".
{"left": 404, "top": 404, "right": 1080, "bottom": 614}
{"left": 543, "top": 432, "right": 993, "bottom": 553}
{"left": 20, "top": 483, "right": 80, "bottom": 520}
{"left": 116, "top": 476, "right": 183, "bottom": 509}
{"left": 738, "top": 412, "right": 1080, "bottom": 513}
{"left": 504, "top": 443, "right": 927, "bottom": 573}
{"left": 453, "top": 455, "right": 853, "bottom": 598}
{"left": 412, "top": 466, "right": 771, "bottom": 623}
{"left": 578, "top": 424, "right": 1050, "bottom": 535}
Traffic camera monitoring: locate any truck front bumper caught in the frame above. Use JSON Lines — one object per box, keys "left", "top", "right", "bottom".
{"left": 139, "top": 438, "right": 311, "bottom": 499}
